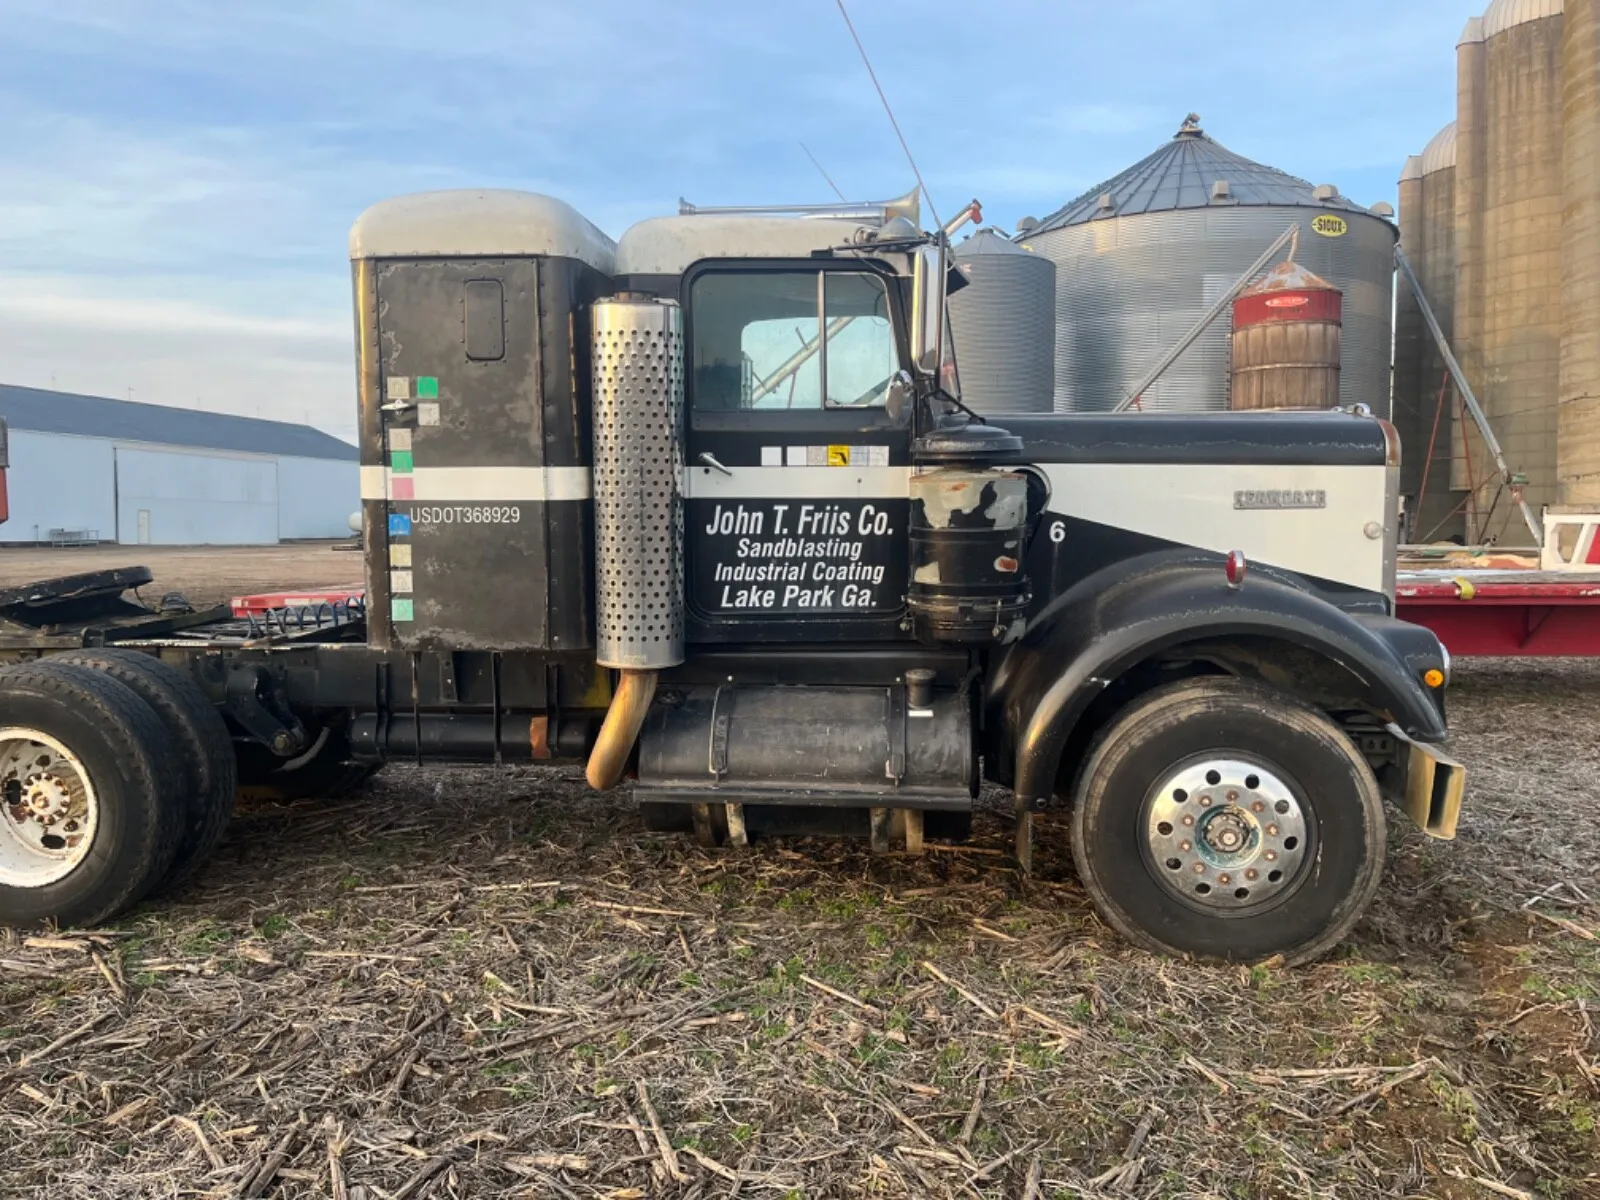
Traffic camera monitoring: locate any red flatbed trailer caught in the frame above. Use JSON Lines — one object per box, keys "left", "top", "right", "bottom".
{"left": 231, "top": 587, "right": 363, "bottom": 617}
{"left": 1396, "top": 567, "right": 1600, "bottom": 657}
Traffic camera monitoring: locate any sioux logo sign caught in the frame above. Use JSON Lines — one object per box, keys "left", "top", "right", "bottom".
{"left": 1311, "top": 215, "right": 1348, "bottom": 238}
{"left": 1264, "top": 295, "right": 1311, "bottom": 308}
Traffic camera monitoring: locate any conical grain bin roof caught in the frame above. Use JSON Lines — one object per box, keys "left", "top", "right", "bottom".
{"left": 1019, "top": 116, "right": 1395, "bottom": 413}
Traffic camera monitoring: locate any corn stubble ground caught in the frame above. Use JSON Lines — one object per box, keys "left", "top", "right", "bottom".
{"left": 0, "top": 659, "right": 1596, "bottom": 1199}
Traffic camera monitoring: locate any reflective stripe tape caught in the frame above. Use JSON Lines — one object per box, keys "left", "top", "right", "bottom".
{"left": 360, "top": 466, "right": 592, "bottom": 502}
{"left": 360, "top": 464, "right": 906, "bottom": 502}
{"left": 685, "top": 465, "right": 911, "bottom": 500}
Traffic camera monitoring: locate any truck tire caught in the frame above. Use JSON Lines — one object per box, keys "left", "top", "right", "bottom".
{"left": 1069, "top": 677, "right": 1386, "bottom": 966}
{"left": 54, "top": 649, "right": 236, "bottom": 890}
{"left": 236, "top": 726, "right": 379, "bottom": 803}
{"left": 0, "top": 662, "right": 186, "bottom": 928}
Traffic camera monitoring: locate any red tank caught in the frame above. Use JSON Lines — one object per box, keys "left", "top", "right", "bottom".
{"left": 1230, "top": 260, "right": 1343, "bottom": 410}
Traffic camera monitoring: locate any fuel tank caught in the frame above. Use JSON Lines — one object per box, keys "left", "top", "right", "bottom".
{"left": 636, "top": 683, "right": 975, "bottom": 809}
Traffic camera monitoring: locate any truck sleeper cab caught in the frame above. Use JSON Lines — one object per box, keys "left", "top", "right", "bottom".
{"left": 0, "top": 189, "right": 1463, "bottom": 967}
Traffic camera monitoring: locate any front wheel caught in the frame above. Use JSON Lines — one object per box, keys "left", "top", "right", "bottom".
{"left": 1069, "top": 677, "right": 1386, "bottom": 965}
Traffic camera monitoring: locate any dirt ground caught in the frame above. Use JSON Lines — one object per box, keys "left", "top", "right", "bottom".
{"left": 0, "top": 543, "right": 360, "bottom": 609}
{"left": 0, "top": 550, "right": 1596, "bottom": 1197}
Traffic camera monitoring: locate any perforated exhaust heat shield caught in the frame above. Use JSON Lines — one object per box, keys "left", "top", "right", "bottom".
{"left": 591, "top": 296, "right": 685, "bottom": 669}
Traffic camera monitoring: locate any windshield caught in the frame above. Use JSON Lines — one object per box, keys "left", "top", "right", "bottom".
{"left": 690, "top": 270, "right": 898, "bottom": 410}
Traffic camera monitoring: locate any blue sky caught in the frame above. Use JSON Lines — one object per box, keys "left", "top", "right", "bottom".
{"left": 0, "top": 0, "right": 1476, "bottom": 442}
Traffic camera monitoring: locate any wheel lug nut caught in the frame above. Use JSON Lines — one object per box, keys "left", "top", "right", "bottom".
{"left": 1245, "top": 869, "right": 1258, "bottom": 880}
{"left": 1200, "top": 796, "right": 1213, "bottom": 807}
{"left": 1266, "top": 824, "right": 1279, "bottom": 836}
{"left": 1182, "top": 816, "right": 1194, "bottom": 827}
{"left": 1265, "top": 850, "right": 1278, "bottom": 861}
{"left": 1226, "top": 790, "right": 1238, "bottom": 802}
{"left": 1252, "top": 801, "right": 1265, "bottom": 813}
{"left": 1179, "top": 841, "right": 1192, "bottom": 851}
{"left": 1192, "top": 863, "right": 1205, "bottom": 874}
{"left": 1219, "top": 874, "right": 1231, "bottom": 885}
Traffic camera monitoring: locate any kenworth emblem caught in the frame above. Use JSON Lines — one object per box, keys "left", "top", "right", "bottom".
{"left": 1234, "top": 489, "right": 1327, "bottom": 510}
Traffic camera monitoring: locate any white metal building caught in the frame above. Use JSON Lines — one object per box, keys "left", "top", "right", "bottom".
{"left": 0, "top": 385, "right": 358, "bottom": 545}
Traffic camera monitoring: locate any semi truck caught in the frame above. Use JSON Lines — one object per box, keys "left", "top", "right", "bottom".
{"left": 0, "top": 188, "right": 1464, "bottom": 964}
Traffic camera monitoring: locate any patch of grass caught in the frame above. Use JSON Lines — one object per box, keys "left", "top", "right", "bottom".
{"left": 178, "top": 921, "right": 233, "bottom": 954}
{"left": 776, "top": 888, "right": 815, "bottom": 912}
{"left": 256, "top": 913, "right": 290, "bottom": 938}
{"left": 1337, "top": 961, "right": 1401, "bottom": 987}
{"left": 851, "top": 1033, "right": 904, "bottom": 1068}
{"left": 1012, "top": 1040, "right": 1060, "bottom": 1070}
{"left": 1428, "top": 1073, "right": 1482, "bottom": 1141}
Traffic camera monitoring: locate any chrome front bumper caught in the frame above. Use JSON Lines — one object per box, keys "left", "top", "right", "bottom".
{"left": 1385, "top": 723, "right": 1466, "bottom": 840}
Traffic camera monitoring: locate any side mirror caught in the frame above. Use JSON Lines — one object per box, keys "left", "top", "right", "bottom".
{"left": 885, "top": 369, "right": 913, "bottom": 422}
{"left": 910, "top": 242, "right": 946, "bottom": 374}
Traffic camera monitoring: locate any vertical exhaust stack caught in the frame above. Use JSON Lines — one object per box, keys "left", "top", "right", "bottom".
{"left": 586, "top": 295, "right": 686, "bottom": 790}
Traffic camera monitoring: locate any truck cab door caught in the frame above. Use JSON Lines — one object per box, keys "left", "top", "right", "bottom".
{"left": 683, "top": 263, "right": 912, "bottom": 643}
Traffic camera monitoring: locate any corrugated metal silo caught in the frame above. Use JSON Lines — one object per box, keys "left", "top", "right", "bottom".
{"left": 1453, "top": 17, "right": 1489, "bottom": 496}
{"left": 1017, "top": 116, "right": 1397, "bottom": 414}
{"left": 1395, "top": 155, "right": 1430, "bottom": 506}
{"left": 1480, "top": 0, "right": 1565, "bottom": 533}
{"left": 1408, "top": 125, "right": 1466, "bottom": 539}
{"left": 947, "top": 229, "right": 1056, "bottom": 414}
{"left": 1229, "top": 261, "right": 1342, "bottom": 410}
{"left": 1561, "top": 0, "right": 1600, "bottom": 504}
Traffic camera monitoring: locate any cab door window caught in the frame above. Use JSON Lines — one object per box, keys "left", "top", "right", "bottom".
{"left": 690, "top": 270, "right": 897, "bottom": 411}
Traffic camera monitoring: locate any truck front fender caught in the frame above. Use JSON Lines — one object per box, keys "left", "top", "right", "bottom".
{"left": 987, "top": 558, "right": 1450, "bottom": 806}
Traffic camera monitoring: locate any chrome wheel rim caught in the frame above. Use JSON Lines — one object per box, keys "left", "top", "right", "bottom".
{"left": 1143, "top": 757, "right": 1310, "bottom": 912}
{"left": 0, "top": 728, "right": 98, "bottom": 887}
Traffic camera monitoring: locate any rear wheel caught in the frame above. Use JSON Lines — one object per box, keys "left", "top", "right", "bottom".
{"left": 54, "top": 649, "right": 236, "bottom": 890}
{"left": 0, "top": 662, "right": 186, "bottom": 928}
{"left": 1069, "top": 677, "right": 1385, "bottom": 965}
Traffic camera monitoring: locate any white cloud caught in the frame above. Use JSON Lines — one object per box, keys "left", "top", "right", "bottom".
{"left": 0, "top": 275, "right": 356, "bottom": 439}
{"left": 0, "top": 276, "right": 347, "bottom": 343}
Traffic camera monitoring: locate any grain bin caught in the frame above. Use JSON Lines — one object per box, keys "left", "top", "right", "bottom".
{"left": 1480, "top": 0, "right": 1565, "bottom": 530}
{"left": 946, "top": 229, "right": 1056, "bottom": 414}
{"left": 1561, "top": 0, "right": 1600, "bottom": 504}
{"left": 1395, "top": 155, "right": 1429, "bottom": 496}
{"left": 1229, "top": 261, "right": 1342, "bottom": 410}
{"left": 1453, "top": 17, "right": 1489, "bottom": 497}
{"left": 1418, "top": 124, "right": 1463, "bottom": 538}
{"left": 1018, "top": 116, "right": 1397, "bottom": 414}
{"left": 1395, "top": 123, "right": 1466, "bottom": 540}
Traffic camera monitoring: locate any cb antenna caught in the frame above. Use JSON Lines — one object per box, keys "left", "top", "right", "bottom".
{"left": 799, "top": 141, "right": 848, "bottom": 202}
{"left": 833, "top": 0, "right": 942, "bottom": 230}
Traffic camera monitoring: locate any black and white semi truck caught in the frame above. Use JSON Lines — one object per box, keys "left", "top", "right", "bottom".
{"left": 0, "top": 189, "right": 1464, "bottom": 963}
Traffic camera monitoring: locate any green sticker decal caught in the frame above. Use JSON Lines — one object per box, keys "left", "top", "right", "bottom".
{"left": 390, "top": 450, "right": 414, "bottom": 474}
{"left": 391, "top": 597, "right": 414, "bottom": 622}
{"left": 416, "top": 376, "right": 439, "bottom": 399}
